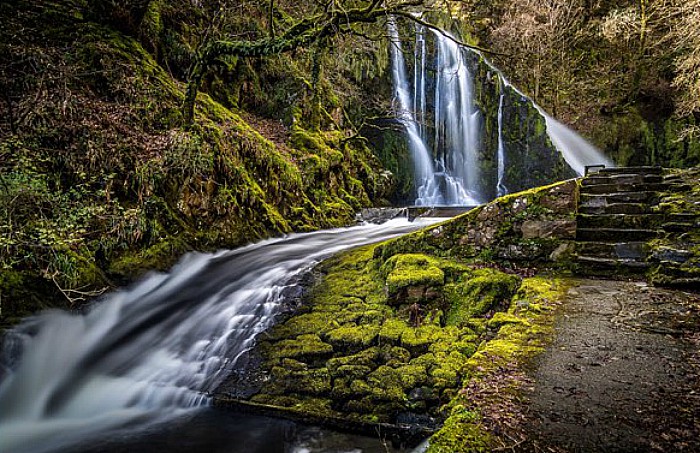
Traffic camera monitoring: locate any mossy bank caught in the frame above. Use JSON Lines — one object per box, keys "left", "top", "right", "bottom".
{"left": 0, "top": 1, "right": 393, "bottom": 326}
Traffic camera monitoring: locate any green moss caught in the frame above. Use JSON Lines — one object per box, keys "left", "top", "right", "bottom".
{"left": 401, "top": 325, "right": 455, "bottom": 355}
{"left": 367, "top": 365, "right": 408, "bottom": 401}
{"left": 444, "top": 268, "right": 521, "bottom": 325}
{"left": 267, "top": 334, "right": 334, "bottom": 361}
{"left": 382, "top": 254, "right": 445, "bottom": 296}
{"left": 326, "top": 324, "right": 379, "bottom": 349}
{"left": 426, "top": 406, "right": 492, "bottom": 453}
{"left": 487, "top": 311, "right": 530, "bottom": 329}
{"left": 269, "top": 366, "right": 332, "bottom": 396}
{"left": 395, "top": 363, "right": 429, "bottom": 388}
{"left": 382, "top": 346, "right": 412, "bottom": 366}
{"left": 430, "top": 351, "right": 467, "bottom": 390}
{"left": 326, "top": 347, "right": 380, "bottom": 371}
{"left": 378, "top": 318, "right": 410, "bottom": 344}
{"left": 267, "top": 312, "right": 340, "bottom": 340}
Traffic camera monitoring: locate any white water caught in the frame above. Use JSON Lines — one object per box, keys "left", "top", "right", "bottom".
{"left": 390, "top": 24, "right": 613, "bottom": 201}
{"left": 432, "top": 31, "right": 482, "bottom": 206}
{"left": 541, "top": 114, "right": 613, "bottom": 176}
{"left": 389, "top": 21, "right": 443, "bottom": 206}
{"left": 390, "top": 23, "right": 482, "bottom": 206}
{"left": 496, "top": 93, "right": 508, "bottom": 197}
{"left": 0, "top": 218, "right": 436, "bottom": 453}
{"left": 461, "top": 48, "right": 613, "bottom": 176}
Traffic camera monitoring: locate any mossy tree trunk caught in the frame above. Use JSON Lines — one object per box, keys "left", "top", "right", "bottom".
{"left": 181, "top": 0, "right": 425, "bottom": 125}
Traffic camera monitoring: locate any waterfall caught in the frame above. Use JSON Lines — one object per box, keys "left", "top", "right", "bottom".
{"left": 541, "top": 114, "right": 613, "bottom": 176}
{"left": 472, "top": 55, "right": 613, "bottom": 177}
{"left": 496, "top": 93, "right": 508, "bottom": 197}
{"left": 0, "top": 219, "right": 433, "bottom": 453}
{"left": 414, "top": 25, "right": 427, "bottom": 140}
{"left": 389, "top": 20, "right": 443, "bottom": 206}
{"left": 390, "top": 22, "right": 482, "bottom": 206}
{"left": 390, "top": 22, "right": 613, "bottom": 203}
{"left": 433, "top": 31, "right": 482, "bottom": 206}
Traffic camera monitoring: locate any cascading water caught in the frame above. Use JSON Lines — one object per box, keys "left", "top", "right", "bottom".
{"left": 392, "top": 23, "right": 483, "bottom": 207}
{"left": 432, "top": 30, "right": 482, "bottom": 206}
{"left": 389, "top": 21, "right": 443, "bottom": 206}
{"left": 0, "top": 218, "right": 435, "bottom": 453}
{"left": 496, "top": 93, "right": 508, "bottom": 197}
{"left": 390, "top": 22, "right": 613, "bottom": 203}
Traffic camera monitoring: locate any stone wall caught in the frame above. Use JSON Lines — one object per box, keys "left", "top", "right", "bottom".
{"left": 375, "top": 178, "right": 579, "bottom": 267}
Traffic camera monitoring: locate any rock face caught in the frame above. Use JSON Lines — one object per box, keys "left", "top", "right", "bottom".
{"left": 471, "top": 57, "right": 578, "bottom": 199}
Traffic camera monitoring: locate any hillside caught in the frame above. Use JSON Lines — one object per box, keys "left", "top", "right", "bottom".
{"left": 0, "top": 0, "right": 396, "bottom": 323}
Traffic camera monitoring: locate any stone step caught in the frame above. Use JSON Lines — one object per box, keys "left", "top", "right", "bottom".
{"left": 658, "top": 277, "right": 700, "bottom": 288}
{"left": 666, "top": 213, "right": 700, "bottom": 223}
{"left": 580, "top": 192, "right": 659, "bottom": 204}
{"left": 662, "top": 222, "right": 696, "bottom": 233}
{"left": 575, "top": 241, "right": 648, "bottom": 260}
{"left": 580, "top": 182, "right": 673, "bottom": 195}
{"left": 581, "top": 174, "right": 663, "bottom": 186}
{"left": 575, "top": 256, "right": 650, "bottom": 277}
{"left": 648, "top": 247, "right": 694, "bottom": 265}
{"left": 578, "top": 203, "right": 652, "bottom": 215}
{"left": 597, "top": 166, "right": 664, "bottom": 176}
{"left": 576, "top": 228, "right": 660, "bottom": 242}
{"left": 577, "top": 213, "right": 663, "bottom": 229}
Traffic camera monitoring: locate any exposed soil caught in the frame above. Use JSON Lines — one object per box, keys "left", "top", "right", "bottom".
{"left": 518, "top": 279, "right": 700, "bottom": 452}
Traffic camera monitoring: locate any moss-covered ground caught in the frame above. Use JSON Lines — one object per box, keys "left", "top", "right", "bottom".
{"left": 239, "top": 234, "right": 569, "bottom": 448}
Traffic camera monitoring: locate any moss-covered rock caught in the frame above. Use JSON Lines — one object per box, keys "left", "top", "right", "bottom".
{"left": 444, "top": 268, "right": 521, "bottom": 325}
{"left": 265, "top": 334, "right": 334, "bottom": 361}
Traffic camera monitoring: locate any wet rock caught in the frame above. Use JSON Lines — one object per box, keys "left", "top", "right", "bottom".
{"left": 549, "top": 242, "right": 575, "bottom": 261}
{"left": 650, "top": 247, "right": 692, "bottom": 264}
{"left": 521, "top": 220, "right": 576, "bottom": 239}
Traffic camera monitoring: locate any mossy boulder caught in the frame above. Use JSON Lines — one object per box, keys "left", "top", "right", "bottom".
{"left": 381, "top": 254, "right": 446, "bottom": 306}
{"left": 326, "top": 324, "right": 379, "bottom": 350}
{"left": 265, "top": 334, "right": 334, "bottom": 361}
{"left": 444, "top": 268, "right": 521, "bottom": 326}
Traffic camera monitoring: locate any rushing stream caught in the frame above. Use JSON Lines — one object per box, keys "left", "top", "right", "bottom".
{"left": 0, "top": 218, "right": 438, "bottom": 453}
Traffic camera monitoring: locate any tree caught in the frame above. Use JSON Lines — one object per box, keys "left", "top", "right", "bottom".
{"left": 489, "top": 0, "right": 585, "bottom": 114}
{"left": 668, "top": 0, "right": 700, "bottom": 123}
{"left": 182, "top": 0, "right": 426, "bottom": 125}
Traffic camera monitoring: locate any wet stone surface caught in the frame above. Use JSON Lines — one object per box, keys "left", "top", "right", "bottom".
{"left": 520, "top": 279, "right": 700, "bottom": 452}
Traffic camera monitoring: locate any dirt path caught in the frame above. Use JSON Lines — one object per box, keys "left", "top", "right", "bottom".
{"left": 518, "top": 279, "right": 700, "bottom": 452}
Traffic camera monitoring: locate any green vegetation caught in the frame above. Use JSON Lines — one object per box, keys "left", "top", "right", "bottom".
{"left": 246, "top": 227, "right": 568, "bottom": 436}
{"left": 0, "top": 0, "right": 398, "bottom": 324}
{"left": 456, "top": 0, "right": 700, "bottom": 168}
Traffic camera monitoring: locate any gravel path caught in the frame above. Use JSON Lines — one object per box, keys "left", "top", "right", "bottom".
{"left": 519, "top": 279, "right": 700, "bottom": 452}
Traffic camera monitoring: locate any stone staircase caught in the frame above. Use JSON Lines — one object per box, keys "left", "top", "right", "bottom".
{"left": 574, "top": 166, "right": 699, "bottom": 285}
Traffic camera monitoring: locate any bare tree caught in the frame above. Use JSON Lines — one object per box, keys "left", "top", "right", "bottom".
{"left": 668, "top": 0, "right": 700, "bottom": 122}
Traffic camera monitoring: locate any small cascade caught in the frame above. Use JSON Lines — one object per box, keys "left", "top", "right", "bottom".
{"left": 0, "top": 219, "right": 434, "bottom": 453}
{"left": 476, "top": 59, "right": 613, "bottom": 178}
{"left": 496, "top": 93, "right": 508, "bottom": 197}
{"left": 413, "top": 25, "right": 428, "bottom": 140}
{"left": 541, "top": 114, "right": 613, "bottom": 176}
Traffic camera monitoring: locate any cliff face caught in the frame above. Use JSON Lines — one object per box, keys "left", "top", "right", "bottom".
{"left": 465, "top": 50, "right": 576, "bottom": 198}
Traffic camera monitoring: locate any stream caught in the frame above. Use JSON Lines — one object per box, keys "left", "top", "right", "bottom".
{"left": 0, "top": 218, "right": 438, "bottom": 453}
